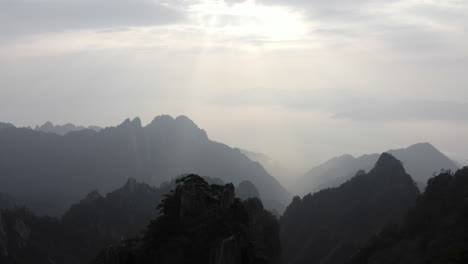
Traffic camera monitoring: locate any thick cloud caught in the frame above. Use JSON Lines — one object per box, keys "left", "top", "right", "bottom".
{"left": 0, "top": 0, "right": 185, "bottom": 38}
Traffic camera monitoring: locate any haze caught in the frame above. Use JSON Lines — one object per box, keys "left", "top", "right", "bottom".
{"left": 2, "top": 0, "right": 468, "bottom": 171}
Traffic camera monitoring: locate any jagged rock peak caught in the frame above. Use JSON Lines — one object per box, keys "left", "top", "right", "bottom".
{"left": 118, "top": 118, "right": 141, "bottom": 129}
{"left": 373, "top": 153, "right": 406, "bottom": 174}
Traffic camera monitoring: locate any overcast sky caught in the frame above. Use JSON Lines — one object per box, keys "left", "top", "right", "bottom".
{"left": 1, "top": 0, "right": 468, "bottom": 171}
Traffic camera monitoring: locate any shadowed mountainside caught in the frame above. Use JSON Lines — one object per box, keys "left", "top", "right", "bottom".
{"left": 0, "top": 178, "right": 164, "bottom": 264}
{"left": 0, "top": 115, "right": 289, "bottom": 215}
{"left": 296, "top": 143, "right": 458, "bottom": 195}
{"left": 350, "top": 167, "right": 468, "bottom": 264}
{"left": 281, "top": 153, "right": 420, "bottom": 264}
{"left": 0, "top": 176, "right": 270, "bottom": 264}
{"left": 93, "top": 174, "right": 282, "bottom": 264}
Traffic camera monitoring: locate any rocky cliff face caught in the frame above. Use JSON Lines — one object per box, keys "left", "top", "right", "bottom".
{"left": 94, "top": 174, "right": 282, "bottom": 264}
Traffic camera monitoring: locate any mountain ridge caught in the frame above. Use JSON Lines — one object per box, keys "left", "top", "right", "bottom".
{"left": 0, "top": 115, "right": 289, "bottom": 216}
{"left": 296, "top": 142, "right": 458, "bottom": 195}
{"left": 281, "top": 153, "right": 420, "bottom": 264}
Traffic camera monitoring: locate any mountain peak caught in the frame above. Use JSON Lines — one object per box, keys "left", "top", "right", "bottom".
{"left": 373, "top": 152, "right": 405, "bottom": 173}
{"left": 407, "top": 142, "right": 437, "bottom": 152}
{"left": 118, "top": 117, "right": 141, "bottom": 129}
{"left": 147, "top": 114, "right": 207, "bottom": 139}
{"left": 149, "top": 115, "right": 174, "bottom": 126}
{"left": 175, "top": 115, "right": 201, "bottom": 130}
{"left": 41, "top": 121, "right": 54, "bottom": 129}
{"left": 131, "top": 117, "right": 142, "bottom": 128}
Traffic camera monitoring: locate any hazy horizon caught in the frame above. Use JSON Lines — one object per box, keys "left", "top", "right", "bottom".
{"left": 2, "top": 0, "right": 468, "bottom": 171}
{"left": 5, "top": 115, "right": 466, "bottom": 174}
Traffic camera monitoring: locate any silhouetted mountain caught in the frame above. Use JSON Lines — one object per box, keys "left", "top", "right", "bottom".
{"left": 34, "top": 121, "right": 102, "bottom": 135}
{"left": 350, "top": 167, "right": 468, "bottom": 264}
{"left": 93, "top": 174, "right": 282, "bottom": 264}
{"left": 236, "top": 180, "right": 260, "bottom": 200}
{"left": 297, "top": 143, "right": 458, "bottom": 195}
{"left": 60, "top": 178, "right": 168, "bottom": 262}
{"left": 388, "top": 143, "right": 459, "bottom": 188}
{"left": 281, "top": 153, "right": 420, "bottom": 264}
{"left": 0, "top": 178, "right": 166, "bottom": 264}
{"left": 0, "top": 115, "right": 289, "bottom": 215}
{"left": 1, "top": 175, "right": 265, "bottom": 264}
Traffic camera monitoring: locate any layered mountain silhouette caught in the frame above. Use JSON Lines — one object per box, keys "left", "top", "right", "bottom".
{"left": 34, "top": 121, "right": 102, "bottom": 135}
{"left": 296, "top": 143, "right": 458, "bottom": 195}
{"left": 281, "top": 153, "right": 420, "bottom": 264}
{"left": 0, "top": 115, "right": 289, "bottom": 215}
{"left": 0, "top": 175, "right": 281, "bottom": 264}
{"left": 0, "top": 178, "right": 164, "bottom": 264}
{"left": 93, "top": 175, "right": 282, "bottom": 264}
{"left": 350, "top": 167, "right": 468, "bottom": 263}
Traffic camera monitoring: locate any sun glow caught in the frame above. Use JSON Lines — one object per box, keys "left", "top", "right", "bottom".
{"left": 188, "top": 0, "right": 309, "bottom": 43}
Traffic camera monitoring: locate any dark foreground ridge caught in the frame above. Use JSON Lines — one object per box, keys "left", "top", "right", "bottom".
{"left": 94, "top": 174, "right": 282, "bottom": 264}
{"left": 0, "top": 175, "right": 271, "bottom": 264}
{"left": 350, "top": 167, "right": 468, "bottom": 264}
{"left": 280, "top": 153, "right": 420, "bottom": 264}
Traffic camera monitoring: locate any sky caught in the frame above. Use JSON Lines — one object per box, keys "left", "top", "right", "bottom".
{"left": 1, "top": 0, "right": 468, "bottom": 171}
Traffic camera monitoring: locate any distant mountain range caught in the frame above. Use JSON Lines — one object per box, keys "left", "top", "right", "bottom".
{"left": 281, "top": 153, "right": 420, "bottom": 264}
{"left": 296, "top": 143, "right": 459, "bottom": 195}
{"left": 35, "top": 121, "right": 102, "bottom": 135}
{"left": 0, "top": 115, "right": 290, "bottom": 216}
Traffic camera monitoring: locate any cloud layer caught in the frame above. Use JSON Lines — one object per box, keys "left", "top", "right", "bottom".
{"left": 0, "top": 0, "right": 184, "bottom": 38}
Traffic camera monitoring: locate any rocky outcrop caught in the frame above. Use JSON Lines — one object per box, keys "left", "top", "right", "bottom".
{"left": 93, "top": 174, "right": 282, "bottom": 264}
